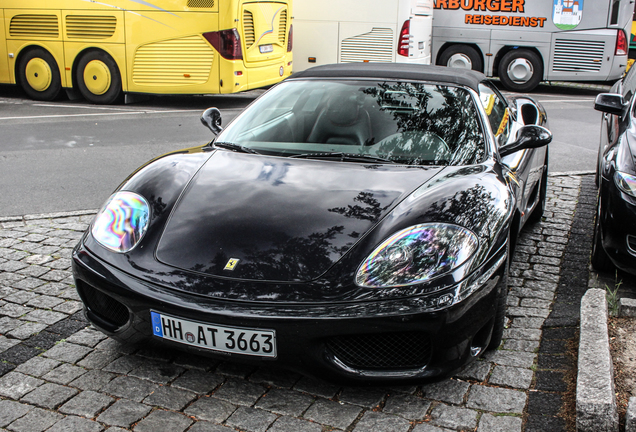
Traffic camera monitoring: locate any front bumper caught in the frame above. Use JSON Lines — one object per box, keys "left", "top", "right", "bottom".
{"left": 72, "top": 242, "right": 506, "bottom": 384}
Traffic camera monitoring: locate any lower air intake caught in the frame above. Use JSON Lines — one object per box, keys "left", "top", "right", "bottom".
{"left": 77, "top": 281, "right": 129, "bottom": 328}
{"left": 327, "top": 332, "right": 431, "bottom": 370}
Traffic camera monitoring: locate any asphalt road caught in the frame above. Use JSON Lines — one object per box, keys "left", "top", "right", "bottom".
{"left": 0, "top": 82, "right": 606, "bottom": 218}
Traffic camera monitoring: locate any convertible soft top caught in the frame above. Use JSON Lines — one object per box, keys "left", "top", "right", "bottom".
{"left": 289, "top": 63, "right": 487, "bottom": 93}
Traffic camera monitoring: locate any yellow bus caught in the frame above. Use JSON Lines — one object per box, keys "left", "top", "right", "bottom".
{"left": 0, "top": 0, "right": 293, "bottom": 104}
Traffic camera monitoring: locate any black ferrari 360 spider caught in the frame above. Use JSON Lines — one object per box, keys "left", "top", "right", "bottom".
{"left": 73, "top": 63, "right": 551, "bottom": 383}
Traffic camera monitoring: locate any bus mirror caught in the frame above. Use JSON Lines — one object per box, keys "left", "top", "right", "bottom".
{"left": 201, "top": 107, "right": 223, "bottom": 135}
{"left": 594, "top": 93, "right": 628, "bottom": 116}
{"left": 499, "top": 125, "right": 551, "bottom": 157}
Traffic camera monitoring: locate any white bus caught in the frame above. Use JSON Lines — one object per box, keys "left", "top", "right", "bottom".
{"left": 432, "top": 0, "right": 633, "bottom": 91}
{"left": 292, "top": 0, "right": 433, "bottom": 72}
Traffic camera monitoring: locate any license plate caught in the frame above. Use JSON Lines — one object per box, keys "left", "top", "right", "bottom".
{"left": 259, "top": 44, "right": 274, "bottom": 54}
{"left": 151, "top": 311, "right": 276, "bottom": 358}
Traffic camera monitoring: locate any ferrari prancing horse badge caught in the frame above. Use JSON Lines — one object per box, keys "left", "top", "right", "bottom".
{"left": 224, "top": 258, "right": 240, "bottom": 271}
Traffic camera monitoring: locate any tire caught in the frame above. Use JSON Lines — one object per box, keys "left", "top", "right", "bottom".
{"left": 438, "top": 45, "right": 483, "bottom": 72}
{"left": 17, "top": 48, "right": 62, "bottom": 101}
{"left": 591, "top": 194, "right": 614, "bottom": 271}
{"left": 76, "top": 51, "right": 122, "bottom": 104}
{"left": 498, "top": 49, "right": 543, "bottom": 92}
{"left": 488, "top": 242, "right": 510, "bottom": 350}
{"left": 528, "top": 152, "right": 548, "bottom": 223}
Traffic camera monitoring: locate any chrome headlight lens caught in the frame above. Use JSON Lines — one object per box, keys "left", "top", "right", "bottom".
{"left": 615, "top": 171, "right": 636, "bottom": 198}
{"left": 91, "top": 191, "right": 150, "bottom": 253}
{"left": 356, "top": 223, "right": 479, "bottom": 288}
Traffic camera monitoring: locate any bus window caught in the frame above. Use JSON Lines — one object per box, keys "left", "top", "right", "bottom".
{"left": 611, "top": 0, "right": 621, "bottom": 26}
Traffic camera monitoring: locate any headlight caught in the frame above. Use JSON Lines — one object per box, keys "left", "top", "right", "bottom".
{"left": 91, "top": 191, "right": 150, "bottom": 253}
{"left": 356, "top": 223, "right": 478, "bottom": 288}
{"left": 615, "top": 171, "right": 636, "bottom": 198}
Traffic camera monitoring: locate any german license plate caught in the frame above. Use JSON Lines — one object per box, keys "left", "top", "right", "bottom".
{"left": 259, "top": 44, "right": 274, "bottom": 54}
{"left": 150, "top": 311, "right": 276, "bottom": 358}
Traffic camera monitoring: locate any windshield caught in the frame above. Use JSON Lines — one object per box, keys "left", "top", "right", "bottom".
{"left": 216, "top": 79, "right": 486, "bottom": 166}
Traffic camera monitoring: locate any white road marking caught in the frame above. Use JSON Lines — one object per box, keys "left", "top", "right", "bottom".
{"left": 33, "top": 103, "right": 142, "bottom": 111}
{"left": 536, "top": 98, "right": 595, "bottom": 103}
{"left": 0, "top": 109, "right": 221, "bottom": 120}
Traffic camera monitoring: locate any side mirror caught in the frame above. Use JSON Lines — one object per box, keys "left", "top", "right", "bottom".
{"left": 594, "top": 93, "right": 628, "bottom": 116}
{"left": 201, "top": 107, "right": 223, "bottom": 135}
{"left": 499, "top": 125, "right": 552, "bottom": 158}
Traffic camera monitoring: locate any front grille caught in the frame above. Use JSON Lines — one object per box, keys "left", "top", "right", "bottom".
{"left": 10, "top": 14, "right": 59, "bottom": 38}
{"left": 77, "top": 281, "right": 129, "bottom": 328}
{"left": 66, "top": 15, "right": 116, "bottom": 39}
{"left": 552, "top": 39, "right": 604, "bottom": 73}
{"left": 327, "top": 332, "right": 431, "bottom": 370}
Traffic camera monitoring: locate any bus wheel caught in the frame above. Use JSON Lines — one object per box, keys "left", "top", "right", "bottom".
{"left": 438, "top": 45, "right": 483, "bottom": 72}
{"left": 18, "top": 48, "right": 62, "bottom": 101}
{"left": 498, "top": 49, "right": 543, "bottom": 92}
{"left": 76, "top": 51, "right": 122, "bottom": 104}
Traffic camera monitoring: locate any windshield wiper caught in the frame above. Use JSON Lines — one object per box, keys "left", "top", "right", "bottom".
{"left": 289, "top": 152, "right": 395, "bottom": 164}
{"left": 213, "top": 142, "right": 260, "bottom": 154}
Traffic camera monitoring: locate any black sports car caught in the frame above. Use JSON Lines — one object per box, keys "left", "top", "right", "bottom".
{"left": 592, "top": 64, "right": 636, "bottom": 275}
{"left": 73, "top": 63, "right": 551, "bottom": 383}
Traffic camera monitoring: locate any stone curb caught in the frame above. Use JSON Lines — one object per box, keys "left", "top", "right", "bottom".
{"left": 0, "top": 210, "right": 97, "bottom": 223}
{"left": 576, "top": 288, "right": 619, "bottom": 432}
{"left": 628, "top": 397, "right": 636, "bottom": 432}
{"left": 550, "top": 170, "right": 595, "bottom": 177}
{"left": 619, "top": 298, "right": 636, "bottom": 317}
{"left": 546, "top": 81, "right": 613, "bottom": 91}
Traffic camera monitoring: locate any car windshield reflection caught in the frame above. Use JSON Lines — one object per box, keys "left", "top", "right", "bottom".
{"left": 216, "top": 80, "right": 486, "bottom": 166}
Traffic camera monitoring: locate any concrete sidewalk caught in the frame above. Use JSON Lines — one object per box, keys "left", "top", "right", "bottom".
{"left": 0, "top": 174, "right": 594, "bottom": 432}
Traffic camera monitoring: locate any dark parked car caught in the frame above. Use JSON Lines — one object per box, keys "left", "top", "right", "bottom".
{"left": 592, "top": 64, "right": 636, "bottom": 275}
{"left": 72, "top": 63, "right": 551, "bottom": 383}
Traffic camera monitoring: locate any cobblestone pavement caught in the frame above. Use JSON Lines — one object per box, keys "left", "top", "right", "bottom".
{"left": 0, "top": 175, "right": 587, "bottom": 432}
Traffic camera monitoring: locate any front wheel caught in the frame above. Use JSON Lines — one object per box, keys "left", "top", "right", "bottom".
{"left": 17, "top": 48, "right": 62, "bottom": 101}
{"left": 488, "top": 246, "right": 510, "bottom": 350}
{"left": 528, "top": 153, "right": 549, "bottom": 223}
{"left": 76, "top": 51, "right": 122, "bottom": 104}
{"left": 498, "top": 49, "right": 543, "bottom": 92}
{"left": 591, "top": 194, "right": 614, "bottom": 271}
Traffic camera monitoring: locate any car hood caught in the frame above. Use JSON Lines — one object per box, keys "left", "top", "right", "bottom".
{"left": 156, "top": 150, "right": 443, "bottom": 282}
